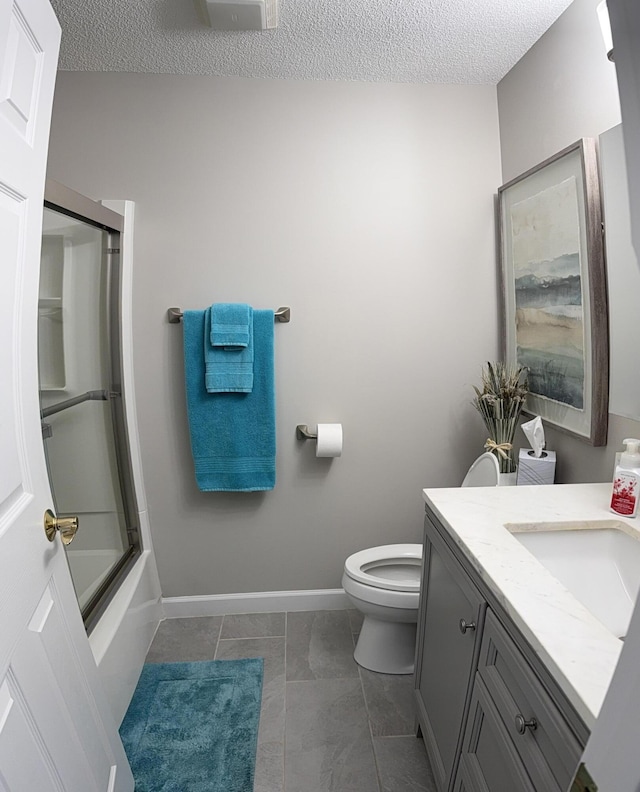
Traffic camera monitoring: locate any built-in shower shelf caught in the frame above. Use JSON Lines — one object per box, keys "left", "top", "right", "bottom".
{"left": 38, "top": 233, "right": 67, "bottom": 390}
{"left": 38, "top": 300, "right": 65, "bottom": 389}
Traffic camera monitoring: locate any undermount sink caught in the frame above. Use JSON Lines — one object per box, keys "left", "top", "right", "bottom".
{"left": 506, "top": 521, "right": 640, "bottom": 640}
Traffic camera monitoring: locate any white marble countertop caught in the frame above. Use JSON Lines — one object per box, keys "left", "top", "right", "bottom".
{"left": 422, "top": 482, "right": 628, "bottom": 729}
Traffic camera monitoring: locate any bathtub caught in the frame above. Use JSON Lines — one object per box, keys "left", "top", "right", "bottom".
{"left": 88, "top": 536, "right": 162, "bottom": 726}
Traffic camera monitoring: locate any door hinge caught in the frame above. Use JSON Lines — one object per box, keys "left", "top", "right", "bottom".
{"left": 107, "top": 247, "right": 120, "bottom": 254}
{"left": 570, "top": 762, "right": 598, "bottom": 792}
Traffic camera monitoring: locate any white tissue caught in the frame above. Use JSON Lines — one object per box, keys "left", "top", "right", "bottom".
{"left": 521, "top": 416, "right": 545, "bottom": 458}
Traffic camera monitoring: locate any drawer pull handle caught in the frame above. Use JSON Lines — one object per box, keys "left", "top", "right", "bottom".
{"left": 459, "top": 619, "right": 476, "bottom": 634}
{"left": 515, "top": 714, "right": 537, "bottom": 735}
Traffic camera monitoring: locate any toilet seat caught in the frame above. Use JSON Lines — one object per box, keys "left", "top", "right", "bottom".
{"left": 342, "top": 574, "right": 420, "bottom": 611}
{"left": 343, "top": 544, "right": 422, "bottom": 592}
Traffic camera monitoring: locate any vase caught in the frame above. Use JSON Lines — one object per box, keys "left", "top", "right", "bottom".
{"left": 487, "top": 418, "right": 518, "bottom": 475}
{"left": 498, "top": 472, "right": 518, "bottom": 487}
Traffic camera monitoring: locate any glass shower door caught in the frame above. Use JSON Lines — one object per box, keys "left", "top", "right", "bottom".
{"left": 38, "top": 195, "right": 140, "bottom": 630}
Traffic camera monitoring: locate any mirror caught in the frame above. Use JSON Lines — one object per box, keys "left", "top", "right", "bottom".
{"left": 599, "top": 124, "right": 640, "bottom": 421}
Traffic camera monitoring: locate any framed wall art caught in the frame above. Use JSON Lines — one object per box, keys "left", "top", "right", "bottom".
{"left": 498, "top": 138, "right": 609, "bottom": 446}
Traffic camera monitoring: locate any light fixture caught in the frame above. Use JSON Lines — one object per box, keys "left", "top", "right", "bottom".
{"left": 597, "top": 0, "right": 614, "bottom": 62}
{"left": 203, "top": 0, "right": 277, "bottom": 31}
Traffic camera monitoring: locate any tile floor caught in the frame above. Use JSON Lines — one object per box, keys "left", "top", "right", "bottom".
{"left": 145, "top": 609, "right": 436, "bottom": 792}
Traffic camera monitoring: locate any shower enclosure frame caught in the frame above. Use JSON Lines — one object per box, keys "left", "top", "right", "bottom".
{"left": 42, "top": 180, "right": 142, "bottom": 634}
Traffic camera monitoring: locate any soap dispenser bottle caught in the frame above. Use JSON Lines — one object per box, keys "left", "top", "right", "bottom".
{"left": 610, "top": 438, "right": 640, "bottom": 517}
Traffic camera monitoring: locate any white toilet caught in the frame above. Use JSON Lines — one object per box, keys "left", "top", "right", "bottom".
{"left": 342, "top": 544, "right": 422, "bottom": 674}
{"left": 342, "top": 452, "right": 500, "bottom": 674}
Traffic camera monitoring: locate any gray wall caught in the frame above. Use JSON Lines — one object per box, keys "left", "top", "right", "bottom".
{"left": 498, "top": 0, "right": 621, "bottom": 183}
{"left": 47, "top": 75, "right": 501, "bottom": 596}
{"left": 497, "top": 0, "right": 640, "bottom": 483}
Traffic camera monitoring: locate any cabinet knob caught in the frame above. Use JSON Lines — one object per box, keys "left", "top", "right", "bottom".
{"left": 514, "top": 714, "right": 537, "bottom": 735}
{"left": 459, "top": 619, "right": 476, "bottom": 634}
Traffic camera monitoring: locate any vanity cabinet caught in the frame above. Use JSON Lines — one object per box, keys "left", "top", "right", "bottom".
{"left": 414, "top": 519, "right": 487, "bottom": 791}
{"left": 415, "top": 512, "right": 585, "bottom": 792}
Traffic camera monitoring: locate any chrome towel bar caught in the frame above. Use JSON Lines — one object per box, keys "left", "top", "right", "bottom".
{"left": 168, "top": 306, "right": 291, "bottom": 324}
{"left": 41, "top": 389, "right": 115, "bottom": 418}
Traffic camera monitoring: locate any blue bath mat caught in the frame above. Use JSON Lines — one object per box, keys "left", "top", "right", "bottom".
{"left": 120, "top": 658, "right": 263, "bottom": 792}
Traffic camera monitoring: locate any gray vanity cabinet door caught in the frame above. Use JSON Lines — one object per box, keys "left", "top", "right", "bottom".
{"left": 415, "top": 519, "right": 486, "bottom": 792}
{"left": 477, "top": 611, "right": 582, "bottom": 792}
{"left": 455, "top": 675, "right": 536, "bottom": 792}
{"left": 452, "top": 763, "right": 477, "bottom": 792}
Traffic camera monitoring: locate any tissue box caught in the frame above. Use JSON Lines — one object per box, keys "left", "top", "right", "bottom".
{"left": 517, "top": 448, "right": 556, "bottom": 485}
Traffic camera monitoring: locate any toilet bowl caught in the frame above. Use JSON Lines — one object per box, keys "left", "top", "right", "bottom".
{"left": 342, "top": 544, "right": 422, "bottom": 674}
{"left": 342, "top": 453, "right": 500, "bottom": 675}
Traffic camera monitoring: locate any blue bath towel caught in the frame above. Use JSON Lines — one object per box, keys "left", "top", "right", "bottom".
{"left": 204, "top": 307, "right": 254, "bottom": 393}
{"left": 210, "top": 302, "right": 251, "bottom": 348}
{"left": 184, "top": 308, "right": 276, "bottom": 492}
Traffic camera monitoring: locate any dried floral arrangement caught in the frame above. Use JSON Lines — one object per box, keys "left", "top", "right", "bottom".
{"left": 472, "top": 362, "right": 529, "bottom": 474}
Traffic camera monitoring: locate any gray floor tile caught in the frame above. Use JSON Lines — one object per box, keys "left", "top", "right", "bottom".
{"left": 141, "top": 609, "right": 434, "bottom": 792}
{"left": 215, "top": 635, "right": 285, "bottom": 682}
{"left": 286, "top": 610, "right": 359, "bottom": 681}
{"left": 360, "top": 668, "right": 416, "bottom": 736}
{"left": 285, "top": 678, "right": 380, "bottom": 792}
{"left": 373, "top": 736, "right": 436, "bottom": 792}
{"left": 144, "top": 616, "right": 222, "bottom": 663}
{"left": 215, "top": 636, "right": 286, "bottom": 746}
{"left": 347, "top": 608, "right": 364, "bottom": 635}
{"left": 220, "top": 611, "right": 286, "bottom": 639}
{"left": 254, "top": 741, "right": 284, "bottom": 792}
{"left": 257, "top": 673, "right": 286, "bottom": 747}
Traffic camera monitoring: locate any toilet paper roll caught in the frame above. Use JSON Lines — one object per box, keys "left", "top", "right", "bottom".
{"left": 316, "top": 423, "right": 343, "bottom": 457}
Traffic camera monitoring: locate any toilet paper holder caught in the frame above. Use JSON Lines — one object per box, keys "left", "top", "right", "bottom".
{"left": 297, "top": 423, "right": 343, "bottom": 457}
{"left": 296, "top": 425, "right": 318, "bottom": 440}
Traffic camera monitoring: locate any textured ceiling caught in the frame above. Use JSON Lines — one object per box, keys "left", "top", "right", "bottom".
{"left": 51, "top": 0, "right": 574, "bottom": 84}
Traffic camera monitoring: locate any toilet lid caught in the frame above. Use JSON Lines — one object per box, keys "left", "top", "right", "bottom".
{"left": 344, "top": 544, "right": 422, "bottom": 592}
{"left": 461, "top": 452, "right": 500, "bottom": 487}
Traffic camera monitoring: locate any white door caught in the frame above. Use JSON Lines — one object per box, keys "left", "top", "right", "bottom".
{"left": 576, "top": 2, "right": 640, "bottom": 791}
{"left": 0, "top": 0, "right": 134, "bottom": 789}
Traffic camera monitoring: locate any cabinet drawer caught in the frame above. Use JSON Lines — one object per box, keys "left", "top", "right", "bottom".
{"left": 455, "top": 675, "right": 535, "bottom": 792}
{"left": 477, "top": 611, "right": 581, "bottom": 791}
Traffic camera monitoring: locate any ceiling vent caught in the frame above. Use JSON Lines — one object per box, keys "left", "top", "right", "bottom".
{"left": 204, "top": 0, "right": 277, "bottom": 31}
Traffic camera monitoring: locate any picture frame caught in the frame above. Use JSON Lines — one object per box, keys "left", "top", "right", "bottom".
{"left": 498, "top": 138, "right": 609, "bottom": 446}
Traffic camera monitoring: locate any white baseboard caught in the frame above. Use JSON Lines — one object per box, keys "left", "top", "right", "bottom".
{"left": 162, "top": 588, "right": 350, "bottom": 619}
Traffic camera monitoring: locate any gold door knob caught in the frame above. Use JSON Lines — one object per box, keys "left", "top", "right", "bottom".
{"left": 44, "top": 509, "right": 79, "bottom": 545}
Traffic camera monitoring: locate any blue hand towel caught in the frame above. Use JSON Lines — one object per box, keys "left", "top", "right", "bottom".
{"left": 211, "top": 303, "right": 252, "bottom": 348}
{"left": 204, "top": 307, "right": 254, "bottom": 393}
{"left": 183, "top": 309, "right": 276, "bottom": 492}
